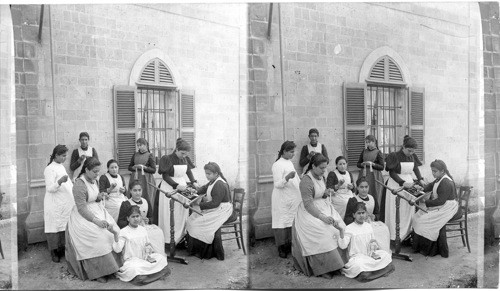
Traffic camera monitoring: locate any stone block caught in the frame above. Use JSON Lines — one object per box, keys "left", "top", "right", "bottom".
{"left": 250, "top": 21, "right": 268, "bottom": 38}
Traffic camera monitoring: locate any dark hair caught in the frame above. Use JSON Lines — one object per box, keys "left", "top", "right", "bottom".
{"left": 204, "top": 162, "right": 227, "bottom": 183}
{"left": 137, "top": 138, "right": 150, "bottom": 153}
{"left": 107, "top": 159, "right": 119, "bottom": 169}
{"left": 365, "top": 135, "right": 379, "bottom": 149}
{"left": 403, "top": 135, "right": 418, "bottom": 149}
{"left": 48, "top": 144, "right": 68, "bottom": 166}
{"left": 305, "top": 153, "right": 329, "bottom": 174}
{"left": 335, "top": 156, "right": 347, "bottom": 165}
{"left": 176, "top": 138, "right": 191, "bottom": 152}
{"left": 77, "top": 157, "right": 101, "bottom": 178}
{"left": 308, "top": 128, "right": 319, "bottom": 136}
{"left": 354, "top": 202, "right": 367, "bottom": 213}
{"left": 276, "top": 140, "right": 296, "bottom": 161}
{"left": 129, "top": 180, "right": 142, "bottom": 190}
{"left": 356, "top": 176, "right": 369, "bottom": 187}
{"left": 127, "top": 205, "right": 141, "bottom": 217}
{"left": 430, "top": 159, "right": 453, "bottom": 181}
{"left": 79, "top": 132, "right": 90, "bottom": 140}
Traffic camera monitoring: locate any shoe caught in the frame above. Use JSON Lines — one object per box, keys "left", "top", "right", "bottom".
{"left": 95, "top": 277, "right": 108, "bottom": 283}
{"left": 51, "top": 250, "right": 60, "bottom": 263}
{"left": 320, "top": 272, "right": 333, "bottom": 279}
{"left": 278, "top": 246, "right": 287, "bottom": 258}
{"left": 56, "top": 246, "right": 65, "bottom": 258}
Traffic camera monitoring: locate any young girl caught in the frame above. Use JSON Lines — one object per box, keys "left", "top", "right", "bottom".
{"left": 344, "top": 178, "right": 391, "bottom": 253}
{"left": 128, "top": 138, "right": 157, "bottom": 211}
{"left": 99, "top": 159, "right": 127, "bottom": 222}
{"left": 326, "top": 156, "right": 355, "bottom": 219}
{"left": 118, "top": 181, "right": 165, "bottom": 256}
{"left": 186, "top": 162, "right": 234, "bottom": 260}
{"left": 356, "top": 135, "right": 385, "bottom": 208}
{"left": 338, "top": 203, "right": 394, "bottom": 282}
{"left": 111, "top": 206, "right": 170, "bottom": 285}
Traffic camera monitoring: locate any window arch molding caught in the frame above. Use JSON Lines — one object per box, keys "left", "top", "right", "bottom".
{"left": 358, "top": 46, "right": 411, "bottom": 87}
{"left": 129, "top": 48, "right": 183, "bottom": 89}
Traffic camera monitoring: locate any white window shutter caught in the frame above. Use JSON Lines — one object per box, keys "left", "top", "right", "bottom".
{"left": 343, "top": 83, "right": 367, "bottom": 171}
{"left": 114, "top": 85, "right": 138, "bottom": 173}
{"left": 179, "top": 89, "right": 196, "bottom": 165}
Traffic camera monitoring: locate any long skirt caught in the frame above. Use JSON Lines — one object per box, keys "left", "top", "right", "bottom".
{"left": 291, "top": 222, "right": 347, "bottom": 277}
{"left": 129, "top": 266, "right": 171, "bottom": 286}
{"left": 65, "top": 226, "right": 120, "bottom": 280}
{"left": 355, "top": 263, "right": 395, "bottom": 282}
{"left": 46, "top": 231, "right": 65, "bottom": 251}
{"left": 412, "top": 227, "right": 449, "bottom": 257}
{"left": 273, "top": 227, "right": 292, "bottom": 247}
{"left": 187, "top": 228, "right": 225, "bottom": 260}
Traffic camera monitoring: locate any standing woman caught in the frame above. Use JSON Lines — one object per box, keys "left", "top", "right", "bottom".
{"left": 412, "top": 160, "right": 459, "bottom": 257}
{"left": 99, "top": 159, "right": 127, "bottom": 222}
{"left": 299, "top": 128, "right": 329, "bottom": 176}
{"left": 326, "top": 156, "right": 355, "bottom": 219}
{"left": 44, "top": 144, "right": 75, "bottom": 263}
{"left": 186, "top": 162, "right": 234, "bottom": 260}
{"left": 65, "top": 157, "right": 120, "bottom": 283}
{"left": 128, "top": 138, "right": 156, "bottom": 210}
{"left": 70, "top": 132, "right": 99, "bottom": 181}
{"left": 382, "top": 135, "right": 425, "bottom": 242}
{"left": 292, "top": 153, "right": 347, "bottom": 279}
{"left": 154, "top": 138, "right": 200, "bottom": 244}
{"left": 271, "top": 141, "right": 302, "bottom": 258}
{"left": 356, "top": 135, "right": 385, "bottom": 208}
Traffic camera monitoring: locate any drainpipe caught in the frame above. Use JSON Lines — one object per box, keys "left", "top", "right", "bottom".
{"left": 278, "top": 3, "right": 286, "bottom": 140}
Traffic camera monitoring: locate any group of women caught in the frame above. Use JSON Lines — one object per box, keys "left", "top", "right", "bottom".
{"left": 43, "top": 133, "right": 233, "bottom": 284}
{"left": 271, "top": 130, "right": 462, "bottom": 281}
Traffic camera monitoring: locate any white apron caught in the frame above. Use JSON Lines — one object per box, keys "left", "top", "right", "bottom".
{"left": 331, "top": 169, "right": 354, "bottom": 219}
{"left": 186, "top": 177, "right": 233, "bottom": 244}
{"left": 129, "top": 198, "right": 166, "bottom": 256}
{"left": 44, "top": 162, "right": 75, "bottom": 233}
{"left": 302, "top": 143, "right": 323, "bottom": 175}
{"left": 412, "top": 175, "right": 459, "bottom": 241}
{"left": 72, "top": 146, "right": 94, "bottom": 181}
{"left": 67, "top": 176, "right": 117, "bottom": 260}
{"left": 158, "top": 164, "right": 190, "bottom": 244}
{"left": 385, "top": 162, "right": 416, "bottom": 241}
{"left": 104, "top": 173, "right": 127, "bottom": 222}
{"left": 295, "top": 172, "right": 345, "bottom": 256}
{"left": 271, "top": 158, "right": 302, "bottom": 229}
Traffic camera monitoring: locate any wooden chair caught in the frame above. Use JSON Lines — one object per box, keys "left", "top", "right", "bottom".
{"left": 445, "top": 186, "right": 473, "bottom": 253}
{"left": 221, "top": 188, "right": 246, "bottom": 255}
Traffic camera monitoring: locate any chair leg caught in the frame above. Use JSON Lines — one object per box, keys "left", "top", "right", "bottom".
{"left": 459, "top": 222, "right": 466, "bottom": 247}
{"left": 239, "top": 221, "right": 246, "bottom": 255}
{"left": 464, "top": 220, "right": 470, "bottom": 253}
{"left": 234, "top": 224, "right": 241, "bottom": 250}
{"left": 0, "top": 239, "right": 4, "bottom": 259}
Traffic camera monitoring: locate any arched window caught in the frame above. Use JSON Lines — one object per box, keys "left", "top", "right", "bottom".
{"left": 343, "top": 48, "right": 424, "bottom": 170}
{"left": 113, "top": 50, "right": 195, "bottom": 172}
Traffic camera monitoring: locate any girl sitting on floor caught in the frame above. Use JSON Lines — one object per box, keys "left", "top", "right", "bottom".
{"left": 111, "top": 206, "right": 170, "bottom": 285}
{"left": 117, "top": 181, "right": 165, "bottom": 256}
{"left": 338, "top": 202, "right": 394, "bottom": 282}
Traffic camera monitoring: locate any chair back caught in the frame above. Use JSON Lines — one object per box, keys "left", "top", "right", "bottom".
{"left": 457, "top": 186, "right": 473, "bottom": 216}
{"left": 232, "top": 188, "right": 245, "bottom": 220}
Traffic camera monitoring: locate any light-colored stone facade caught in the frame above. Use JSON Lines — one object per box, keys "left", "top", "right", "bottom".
{"left": 249, "top": 2, "right": 484, "bottom": 239}
{"left": 12, "top": 4, "right": 248, "bottom": 245}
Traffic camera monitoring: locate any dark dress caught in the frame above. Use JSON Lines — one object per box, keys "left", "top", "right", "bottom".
{"left": 356, "top": 148, "right": 385, "bottom": 208}
{"left": 186, "top": 180, "right": 232, "bottom": 260}
{"left": 128, "top": 151, "right": 156, "bottom": 211}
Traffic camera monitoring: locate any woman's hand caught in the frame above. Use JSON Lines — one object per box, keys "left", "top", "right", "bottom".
{"left": 108, "top": 182, "right": 117, "bottom": 193}
{"left": 58, "top": 175, "right": 69, "bottom": 185}
{"left": 95, "top": 219, "right": 109, "bottom": 229}
{"left": 176, "top": 184, "right": 187, "bottom": 192}
{"left": 97, "top": 192, "right": 109, "bottom": 201}
{"left": 192, "top": 182, "right": 200, "bottom": 190}
{"left": 319, "top": 214, "right": 335, "bottom": 225}
{"left": 346, "top": 183, "right": 354, "bottom": 190}
{"left": 403, "top": 182, "right": 414, "bottom": 189}
{"left": 338, "top": 179, "right": 345, "bottom": 186}
{"left": 143, "top": 217, "right": 149, "bottom": 225}
{"left": 285, "top": 171, "right": 296, "bottom": 182}
{"left": 119, "top": 187, "right": 126, "bottom": 193}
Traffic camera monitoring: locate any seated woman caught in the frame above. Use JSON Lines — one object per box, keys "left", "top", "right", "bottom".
{"left": 111, "top": 206, "right": 170, "bottom": 285}
{"left": 65, "top": 157, "right": 120, "bottom": 283}
{"left": 292, "top": 153, "right": 347, "bottom": 279}
{"left": 344, "top": 177, "right": 390, "bottom": 253}
{"left": 338, "top": 202, "right": 394, "bottom": 282}
{"left": 411, "top": 159, "right": 460, "bottom": 258}
{"left": 99, "top": 159, "right": 127, "bottom": 222}
{"left": 326, "top": 156, "right": 355, "bottom": 219}
{"left": 186, "top": 162, "right": 233, "bottom": 260}
{"left": 117, "top": 181, "right": 165, "bottom": 256}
